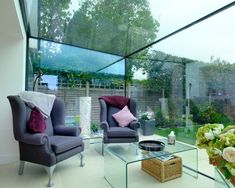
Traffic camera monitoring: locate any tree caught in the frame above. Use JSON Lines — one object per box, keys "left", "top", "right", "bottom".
{"left": 64, "top": 0, "right": 159, "bottom": 56}
{"left": 37, "top": 0, "right": 72, "bottom": 69}
{"left": 32, "top": 0, "right": 159, "bottom": 86}
{"left": 200, "top": 58, "right": 235, "bottom": 98}
{"left": 39, "top": 0, "right": 71, "bottom": 41}
{"left": 128, "top": 50, "right": 189, "bottom": 97}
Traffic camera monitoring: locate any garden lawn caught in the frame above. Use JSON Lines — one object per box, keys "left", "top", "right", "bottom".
{"left": 155, "top": 126, "right": 202, "bottom": 145}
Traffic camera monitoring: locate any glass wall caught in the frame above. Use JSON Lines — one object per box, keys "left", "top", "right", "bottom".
{"left": 22, "top": 0, "right": 235, "bottom": 140}
{"left": 126, "top": 49, "right": 186, "bottom": 135}
{"left": 126, "top": 3, "right": 235, "bottom": 144}
{"left": 27, "top": 38, "right": 125, "bottom": 126}
{"left": 25, "top": 0, "right": 160, "bottom": 57}
{"left": 25, "top": 0, "right": 234, "bottom": 56}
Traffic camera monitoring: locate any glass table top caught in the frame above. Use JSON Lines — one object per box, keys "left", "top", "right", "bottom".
{"left": 81, "top": 131, "right": 103, "bottom": 140}
{"left": 105, "top": 138, "right": 197, "bottom": 164}
{"left": 215, "top": 167, "right": 233, "bottom": 188}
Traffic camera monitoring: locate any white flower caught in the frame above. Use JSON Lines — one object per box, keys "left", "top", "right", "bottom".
{"left": 141, "top": 111, "right": 154, "bottom": 120}
{"left": 228, "top": 167, "right": 235, "bottom": 176}
{"left": 204, "top": 130, "right": 215, "bottom": 140}
{"left": 222, "top": 147, "right": 235, "bottom": 163}
{"left": 217, "top": 124, "right": 224, "bottom": 130}
{"left": 213, "top": 148, "right": 222, "bottom": 156}
{"left": 146, "top": 112, "right": 152, "bottom": 119}
{"left": 212, "top": 128, "right": 221, "bottom": 136}
{"left": 227, "top": 129, "right": 235, "bottom": 134}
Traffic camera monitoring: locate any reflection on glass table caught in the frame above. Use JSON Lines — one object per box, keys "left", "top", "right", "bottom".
{"left": 82, "top": 131, "right": 103, "bottom": 154}
{"left": 215, "top": 167, "right": 233, "bottom": 188}
{"left": 104, "top": 138, "right": 198, "bottom": 188}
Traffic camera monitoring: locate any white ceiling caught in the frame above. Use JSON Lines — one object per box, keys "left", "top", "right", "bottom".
{"left": 0, "top": 0, "right": 25, "bottom": 39}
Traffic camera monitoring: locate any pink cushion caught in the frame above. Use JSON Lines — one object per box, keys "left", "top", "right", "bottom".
{"left": 28, "top": 107, "right": 46, "bottom": 133}
{"left": 112, "top": 105, "right": 137, "bottom": 127}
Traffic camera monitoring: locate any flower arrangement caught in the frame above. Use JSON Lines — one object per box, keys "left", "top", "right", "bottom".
{"left": 196, "top": 123, "right": 224, "bottom": 150}
{"left": 140, "top": 111, "right": 154, "bottom": 120}
{"left": 196, "top": 124, "right": 235, "bottom": 184}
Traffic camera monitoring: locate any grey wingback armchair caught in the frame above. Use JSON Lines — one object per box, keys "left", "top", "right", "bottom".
{"left": 7, "top": 95, "right": 84, "bottom": 187}
{"left": 99, "top": 96, "right": 140, "bottom": 154}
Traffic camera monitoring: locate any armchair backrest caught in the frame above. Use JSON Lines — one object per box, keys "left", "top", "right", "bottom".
{"left": 7, "top": 96, "right": 65, "bottom": 141}
{"left": 99, "top": 97, "right": 137, "bottom": 127}
{"left": 107, "top": 105, "right": 121, "bottom": 127}
{"left": 7, "top": 96, "right": 28, "bottom": 141}
{"left": 50, "top": 98, "right": 65, "bottom": 128}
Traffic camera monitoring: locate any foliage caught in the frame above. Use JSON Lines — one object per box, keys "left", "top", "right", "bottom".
{"left": 40, "top": 0, "right": 71, "bottom": 40}
{"left": 75, "top": 115, "right": 80, "bottom": 124}
{"left": 187, "top": 100, "right": 231, "bottom": 125}
{"left": 32, "top": 0, "right": 160, "bottom": 86}
{"left": 28, "top": 48, "right": 125, "bottom": 88}
{"left": 200, "top": 57, "right": 235, "bottom": 95}
{"left": 127, "top": 51, "right": 188, "bottom": 98}
{"left": 196, "top": 123, "right": 224, "bottom": 150}
{"left": 64, "top": 0, "right": 159, "bottom": 56}
{"left": 156, "top": 126, "right": 200, "bottom": 145}
{"left": 155, "top": 111, "right": 165, "bottom": 127}
{"left": 197, "top": 125, "right": 235, "bottom": 182}
{"left": 140, "top": 111, "right": 153, "bottom": 120}
{"left": 155, "top": 108, "right": 185, "bottom": 128}
{"left": 91, "top": 122, "right": 99, "bottom": 132}
{"left": 174, "top": 118, "right": 186, "bottom": 127}
{"left": 155, "top": 109, "right": 167, "bottom": 127}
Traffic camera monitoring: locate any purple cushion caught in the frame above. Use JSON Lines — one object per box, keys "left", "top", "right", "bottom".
{"left": 112, "top": 105, "right": 137, "bottom": 127}
{"left": 28, "top": 107, "right": 46, "bottom": 133}
{"left": 107, "top": 127, "right": 137, "bottom": 137}
{"left": 50, "top": 135, "right": 83, "bottom": 154}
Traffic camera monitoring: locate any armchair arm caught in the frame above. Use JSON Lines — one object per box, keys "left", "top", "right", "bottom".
{"left": 21, "top": 133, "right": 49, "bottom": 145}
{"left": 129, "top": 120, "right": 140, "bottom": 130}
{"left": 54, "top": 126, "right": 81, "bottom": 136}
{"left": 100, "top": 121, "right": 109, "bottom": 131}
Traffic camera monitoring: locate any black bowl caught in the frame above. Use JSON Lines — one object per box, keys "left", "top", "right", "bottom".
{"left": 138, "top": 140, "right": 165, "bottom": 152}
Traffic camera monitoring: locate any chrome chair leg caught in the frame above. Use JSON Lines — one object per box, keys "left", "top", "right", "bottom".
{"left": 135, "top": 142, "right": 139, "bottom": 155}
{"left": 44, "top": 165, "right": 56, "bottom": 187}
{"left": 102, "top": 143, "right": 104, "bottom": 155}
{"left": 18, "top": 160, "right": 25, "bottom": 175}
{"left": 79, "top": 152, "right": 85, "bottom": 167}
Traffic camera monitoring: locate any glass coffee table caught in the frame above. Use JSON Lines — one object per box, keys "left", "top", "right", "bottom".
{"left": 214, "top": 167, "right": 233, "bottom": 188}
{"left": 104, "top": 138, "right": 198, "bottom": 188}
{"left": 82, "top": 132, "right": 103, "bottom": 154}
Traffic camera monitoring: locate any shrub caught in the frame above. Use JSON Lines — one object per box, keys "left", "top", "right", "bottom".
{"left": 91, "top": 122, "right": 99, "bottom": 132}
{"left": 192, "top": 103, "right": 230, "bottom": 124}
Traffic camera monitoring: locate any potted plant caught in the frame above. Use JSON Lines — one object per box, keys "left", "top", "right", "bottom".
{"left": 139, "top": 112, "right": 155, "bottom": 136}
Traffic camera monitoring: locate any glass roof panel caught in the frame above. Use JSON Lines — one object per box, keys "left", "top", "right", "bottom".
{"left": 29, "top": 38, "right": 122, "bottom": 73}
{"left": 152, "top": 5, "right": 235, "bottom": 64}
{"left": 149, "top": 0, "right": 234, "bottom": 40}
{"left": 24, "top": 0, "right": 234, "bottom": 57}
{"left": 98, "top": 59, "right": 125, "bottom": 75}
{"left": 25, "top": 0, "right": 38, "bottom": 36}
{"left": 126, "top": 3, "right": 235, "bottom": 85}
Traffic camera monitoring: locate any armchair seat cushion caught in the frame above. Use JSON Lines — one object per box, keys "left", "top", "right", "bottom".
{"left": 50, "top": 136, "right": 83, "bottom": 154}
{"left": 107, "top": 127, "right": 137, "bottom": 138}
